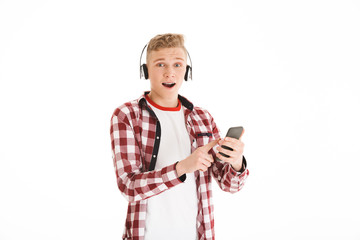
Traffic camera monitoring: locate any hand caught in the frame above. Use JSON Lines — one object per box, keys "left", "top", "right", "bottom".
{"left": 216, "top": 129, "right": 245, "bottom": 171}
{"left": 176, "top": 139, "right": 220, "bottom": 176}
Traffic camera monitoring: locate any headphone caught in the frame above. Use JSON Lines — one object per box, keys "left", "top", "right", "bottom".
{"left": 139, "top": 44, "right": 193, "bottom": 81}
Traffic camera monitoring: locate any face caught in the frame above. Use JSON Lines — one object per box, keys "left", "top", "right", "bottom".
{"left": 147, "top": 47, "right": 187, "bottom": 104}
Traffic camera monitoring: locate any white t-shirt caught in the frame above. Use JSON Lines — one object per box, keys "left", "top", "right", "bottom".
{"left": 144, "top": 97, "right": 198, "bottom": 240}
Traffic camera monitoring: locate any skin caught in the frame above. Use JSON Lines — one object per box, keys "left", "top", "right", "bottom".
{"left": 215, "top": 130, "right": 245, "bottom": 172}
{"left": 147, "top": 47, "right": 244, "bottom": 176}
{"left": 147, "top": 47, "right": 186, "bottom": 108}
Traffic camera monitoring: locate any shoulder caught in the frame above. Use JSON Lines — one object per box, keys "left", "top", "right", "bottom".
{"left": 111, "top": 99, "right": 141, "bottom": 125}
{"left": 191, "top": 106, "right": 214, "bottom": 121}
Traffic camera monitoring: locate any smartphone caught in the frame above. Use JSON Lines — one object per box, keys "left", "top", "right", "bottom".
{"left": 216, "top": 126, "right": 243, "bottom": 161}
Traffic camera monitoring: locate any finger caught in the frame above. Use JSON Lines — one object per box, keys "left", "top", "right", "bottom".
{"left": 240, "top": 128, "right": 245, "bottom": 139}
{"left": 222, "top": 138, "right": 244, "bottom": 150}
{"left": 215, "top": 152, "right": 231, "bottom": 163}
{"left": 223, "top": 137, "right": 241, "bottom": 145}
{"left": 200, "top": 138, "right": 220, "bottom": 152}
{"left": 217, "top": 147, "right": 237, "bottom": 158}
{"left": 216, "top": 141, "right": 241, "bottom": 151}
{"left": 218, "top": 142, "right": 238, "bottom": 154}
{"left": 201, "top": 158, "right": 212, "bottom": 168}
{"left": 205, "top": 153, "right": 214, "bottom": 163}
{"left": 199, "top": 164, "right": 208, "bottom": 172}
{"left": 218, "top": 142, "right": 236, "bottom": 152}
{"left": 198, "top": 151, "right": 213, "bottom": 163}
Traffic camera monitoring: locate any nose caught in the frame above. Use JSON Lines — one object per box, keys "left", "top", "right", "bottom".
{"left": 164, "top": 66, "right": 175, "bottom": 78}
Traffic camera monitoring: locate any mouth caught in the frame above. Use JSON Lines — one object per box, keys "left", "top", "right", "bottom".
{"left": 162, "top": 82, "right": 176, "bottom": 88}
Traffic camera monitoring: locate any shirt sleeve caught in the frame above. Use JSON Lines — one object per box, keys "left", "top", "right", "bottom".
{"left": 207, "top": 112, "right": 250, "bottom": 193}
{"left": 110, "top": 108, "right": 185, "bottom": 202}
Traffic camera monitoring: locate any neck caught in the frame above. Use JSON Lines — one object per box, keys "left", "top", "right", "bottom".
{"left": 147, "top": 92, "right": 178, "bottom": 108}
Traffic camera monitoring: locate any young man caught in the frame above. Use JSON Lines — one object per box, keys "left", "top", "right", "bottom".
{"left": 110, "top": 33, "right": 249, "bottom": 240}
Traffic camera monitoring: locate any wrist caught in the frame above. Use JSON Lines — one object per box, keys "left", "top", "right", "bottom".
{"left": 231, "top": 164, "right": 242, "bottom": 172}
{"left": 231, "top": 158, "right": 243, "bottom": 172}
{"left": 176, "top": 161, "right": 186, "bottom": 176}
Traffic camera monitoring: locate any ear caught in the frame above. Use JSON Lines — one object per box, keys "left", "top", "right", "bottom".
{"left": 184, "top": 65, "right": 191, "bottom": 81}
{"left": 141, "top": 64, "right": 149, "bottom": 79}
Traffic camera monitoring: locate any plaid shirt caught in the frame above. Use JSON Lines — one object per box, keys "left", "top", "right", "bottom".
{"left": 110, "top": 92, "right": 249, "bottom": 240}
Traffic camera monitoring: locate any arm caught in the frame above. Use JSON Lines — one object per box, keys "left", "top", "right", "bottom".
{"left": 110, "top": 110, "right": 184, "bottom": 202}
{"left": 211, "top": 155, "right": 249, "bottom": 193}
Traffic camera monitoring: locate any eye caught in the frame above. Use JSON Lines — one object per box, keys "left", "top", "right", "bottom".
{"left": 175, "top": 63, "right": 182, "bottom": 67}
{"left": 157, "top": 63, "right": 165, "bottom": 67}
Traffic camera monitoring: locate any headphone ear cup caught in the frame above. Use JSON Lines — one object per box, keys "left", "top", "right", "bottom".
{"left": 184, "top": 65, "right": 191, "bottom": 81}
{"left": 141, "top": 64, "right": 149, "bottom": 79}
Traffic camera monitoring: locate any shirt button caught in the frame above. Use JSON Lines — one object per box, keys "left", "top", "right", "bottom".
{"left": 153, "top": 155, "right": 156, "bottom": 158}
{"left": 156, "top": 136, "right": 160, "bottom": 139}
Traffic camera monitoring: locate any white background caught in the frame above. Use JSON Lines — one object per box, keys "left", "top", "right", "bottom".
{"left": 1, "top": 0, "right": 359, "bottom": 239}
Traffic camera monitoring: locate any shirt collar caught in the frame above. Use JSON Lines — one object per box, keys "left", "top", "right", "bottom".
{"left": 138, "top": 91, "right": 194, "bottom": 111}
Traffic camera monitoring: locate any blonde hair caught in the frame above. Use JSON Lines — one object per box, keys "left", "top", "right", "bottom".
{"left": 146, "top": 33, "right": 186, "bottom": 63}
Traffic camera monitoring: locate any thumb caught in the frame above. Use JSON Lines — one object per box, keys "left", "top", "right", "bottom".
{"left": 200, "top": 138, "right": 220, "bottom": 152}
{"left": 240, "top": 128, "right": 245, "bottom": 139}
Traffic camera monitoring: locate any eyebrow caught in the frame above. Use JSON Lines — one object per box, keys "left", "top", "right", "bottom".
{"left": 153, "top": 57, "right": 185, "bottom": 63}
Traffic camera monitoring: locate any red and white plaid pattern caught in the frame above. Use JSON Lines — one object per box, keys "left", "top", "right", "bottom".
{"left": 110, "top": 92, "right": 249, "bottom": 240}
